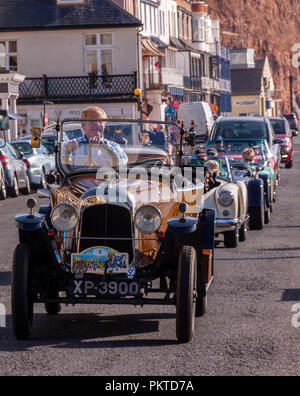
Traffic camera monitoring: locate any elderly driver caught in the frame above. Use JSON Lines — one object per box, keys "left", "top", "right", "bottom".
{"left": 65, "top": 106, "right": 127, "bottom": 166}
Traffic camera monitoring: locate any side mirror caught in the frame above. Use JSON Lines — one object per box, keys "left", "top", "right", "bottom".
{"left": 19, "top": 152, "right": 24, "bottom": 159}
{"left": 31, "top": 128, "right": 42, "bottom": 148}
{"left": 273, "top": 138, "right": 284, "bottom": 145}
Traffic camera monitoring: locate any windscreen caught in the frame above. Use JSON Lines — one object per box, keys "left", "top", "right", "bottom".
{"left": 213, "top": 121, "right": 269, "bottom": 141}
{"left": 59, "top": 120, "right": 179, "bottom": 176}
{"left": 11, "top": 142, "right": 33, "bottom": 156}
{"left": 41, "top": 136, "right": 56, "bottom": 154}
{"left": 269, "top": 119, "right": 286, "bottom": 135}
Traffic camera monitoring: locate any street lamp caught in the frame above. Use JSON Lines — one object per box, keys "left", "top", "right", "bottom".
{"left": 284, "top": 75, "right": 297, "bottom": 113}
{"left": 240, "top": 8, "right": 245, "bottom": 48}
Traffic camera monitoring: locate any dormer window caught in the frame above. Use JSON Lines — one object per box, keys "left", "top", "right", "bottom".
{"left": 57, "top": 0, "right": 85, "bottom": 6}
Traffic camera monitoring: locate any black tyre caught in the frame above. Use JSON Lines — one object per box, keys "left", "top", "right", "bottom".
{"left": 22, "top": 173, "right": 31, "bottom": 195}
{"left": 264, "top": 206, "right": 271, "bottom": 224}
{"left": 45, "top": 293, "right": 61, "bottom": 315}
{"left": 176, "top": 246, "right": 197, "bottom": 343}
{"left": 40, "top": 168, "right": 47, "bottom": 189}
{"left": 224, "top": 227, "right": 239, "bottom": 248}
{"left": 196, "top": 294, "right": 207, "bottom": 317}
{"left": 0, "top": 172, "right": 7, "bottom": 200}
{"left": 11, "top": 244, "right": 34, "bottom": 340}
{"left": 248, "top": 205, "right": 264, "bottom": 230}
{"left": 10, "top": 175, "right": 19, "bottom": 198}
{"left": 285, "top": 160, "right": 293, "bottom": 169}
{"left": 276, "top": 171, "right": 280, "bottom": 186}
{"left": 239, "top": 221, "right": 247, "bottom": 242}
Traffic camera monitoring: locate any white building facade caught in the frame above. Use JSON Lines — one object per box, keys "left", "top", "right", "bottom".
{"left": 0, "top": 0, "right": 142, "bottom": 137}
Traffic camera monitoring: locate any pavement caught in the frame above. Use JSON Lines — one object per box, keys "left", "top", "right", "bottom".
{"left": 0, "top": 140, "right": 300, "bottom": 376}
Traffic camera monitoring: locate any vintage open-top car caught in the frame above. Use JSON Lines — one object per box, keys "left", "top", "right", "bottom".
{"left": 206, "top": 139, "right": 277, "bottom": 230}
{"left": 11, "top": 118, "right": 216, "bottom": 343}
{"left": 188, "top": 151, "right": 248, "bottom": 248}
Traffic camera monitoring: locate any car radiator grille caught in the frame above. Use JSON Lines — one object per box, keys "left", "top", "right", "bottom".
{"left": 79, "top": 204, "right": 134, "bottom": 262}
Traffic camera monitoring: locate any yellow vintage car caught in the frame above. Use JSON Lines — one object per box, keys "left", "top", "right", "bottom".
{"left": 11, "top": 119, "right": 215, "bottom": 343}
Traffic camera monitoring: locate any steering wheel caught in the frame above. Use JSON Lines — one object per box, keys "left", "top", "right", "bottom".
{"left": 83, "top": 144, "right": 120, "bottom": 168}
{"left": 61, "top": 142, "right": 120, "bottom": 172}
{"left": 232, "top": 163, "right": 256, "bottom": 178}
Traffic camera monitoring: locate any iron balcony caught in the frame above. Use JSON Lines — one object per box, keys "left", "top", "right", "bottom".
{"left": 18, "top": 73, "right": 138, "bottom": 104}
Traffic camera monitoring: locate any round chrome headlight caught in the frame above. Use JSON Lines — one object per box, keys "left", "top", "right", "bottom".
{"left": 134, "top": 205, "right": 162, "bottom": 234}
{"left": 218, "top": 191, "right": 234, "bottom": 207}
{"left": 51, "top": 204, "right": 79, "bottom": 232}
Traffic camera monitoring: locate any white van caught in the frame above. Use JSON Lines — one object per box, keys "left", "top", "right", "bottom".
{"left": 178, "top": 102, "right": 215, "bottom": 141}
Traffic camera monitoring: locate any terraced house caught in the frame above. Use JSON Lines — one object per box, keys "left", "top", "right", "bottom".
{"left": 0, "top": 0, "right": 142, "bottom": 137}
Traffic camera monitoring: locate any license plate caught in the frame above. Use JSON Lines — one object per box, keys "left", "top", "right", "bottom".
{"left": 70, "top": 279, "right": 140, "bottom": 297}
{"left": 71, "top": 246, "right": 129, "bottom": 275}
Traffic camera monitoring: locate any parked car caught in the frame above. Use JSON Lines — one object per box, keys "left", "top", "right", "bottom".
{"left": 11, "top": 119, "right": 216, "bottom": 343}
{"left": 209, "top": 117, "right": 283, "bottom": 184}
{"left": 178, "top": 102, "right": 214, "bottom": 142}
{"left": 0, "top": 139, "right": 30, "bottom": 197}
{"left": 189, "top": 153, "right": 248, "bottom": 248}
{"left": 269, "top": 117, "right": 295, "bottom": 169}
{"left": 10, "top": 139, "right": 55, "bottom": 188}
{"left": 0, "top": 160, "right": 7, "bottom": 200}
{"left": 20, "top": 123, "right": 84, "bottom": 154}
{"left": 282, "top": 112, "right": 298, "bottom": 132}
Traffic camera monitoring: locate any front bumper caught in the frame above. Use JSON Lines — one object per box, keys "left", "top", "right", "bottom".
{"left": 215, "top": 218, "right": 241, "bottom": 233}
{"left": 280, "top": 146, "right": 292, "bottom": 163}
{"left": 27, "top": 169, "right": 42, "bottom": 185}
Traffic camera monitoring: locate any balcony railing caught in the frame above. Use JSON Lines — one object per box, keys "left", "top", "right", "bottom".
{"left": 161, "top": 67, "right": 184, "bottom": 87}
{"left": 18, "top": 73, "right": 138, "bottom": 104}
{"left": 184, "top": 76, "right": 202, "bottom": 90}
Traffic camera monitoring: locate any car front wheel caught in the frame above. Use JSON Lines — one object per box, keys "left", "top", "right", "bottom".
{"left": 176, "top": 246, "right": 197, "bottom": 343}
{"left": 239, "top": 221, "right": 247, "bottom": 242}
{"left": 11, "top": 244, "right": 34, "bottom": 340}
{"left": 10, "top": 175, "right": 19, "bottom": 198}
{"left": 224, "top": 227, "right": 239, "bottom": 248}
{"left": 22, "top": 173, "right": 31, "bottom": 195}
{"left": 285, "top": 160, "right": 293, "bottom": 169}
{"left": 248, "top": 205, "right": 264, "bottom": 230}
{"left": 0, "top": 173, "right": 7, "bottom": 200}
{"left": 40, "top": 169, "right": 47, "bottom": 189}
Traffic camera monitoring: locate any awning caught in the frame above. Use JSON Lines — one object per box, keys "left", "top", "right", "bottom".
{"left": 170, "top": 37, "right": 186, "bottom": 50}
{"left": 179, "top": 38, "right": 207, "bottom": 53}
{"left": 150, "top": 36, "right": 169, "bottom": 49}
{"left": 142, "top": 38, "right": 163, "bottom": 57}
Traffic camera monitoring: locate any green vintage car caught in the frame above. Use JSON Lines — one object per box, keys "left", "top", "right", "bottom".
{"left": 205, "top": 139, "right": 277, "bottom": 227}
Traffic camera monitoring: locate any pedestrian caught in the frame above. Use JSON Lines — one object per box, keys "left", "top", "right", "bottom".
{"left": 189, "top": 120, "right": 196, "bottom": 155}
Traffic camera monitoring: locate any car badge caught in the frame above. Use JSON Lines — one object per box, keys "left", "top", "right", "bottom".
{"left": 127, "top": 265, "right": 136, "bottom": 278}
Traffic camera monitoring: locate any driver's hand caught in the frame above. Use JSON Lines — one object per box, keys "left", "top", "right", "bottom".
{"left": 66, "top": 139, "right": 79, "bottom": 154}
{"left": 89, "top": 136, "right": 103, "bottom": 144}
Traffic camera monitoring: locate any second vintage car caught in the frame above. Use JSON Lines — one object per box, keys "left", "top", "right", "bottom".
{"left": 189, "top": 152, "right": 248, "bottom": 248}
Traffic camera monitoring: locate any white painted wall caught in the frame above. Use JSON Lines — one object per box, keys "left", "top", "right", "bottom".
{"left": 0, "top": 28, "right": 138, "bottom": 77}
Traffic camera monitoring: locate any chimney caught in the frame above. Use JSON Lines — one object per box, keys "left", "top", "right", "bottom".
{"left": 191, "top": 1, "right": 209, "bottom": 14}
